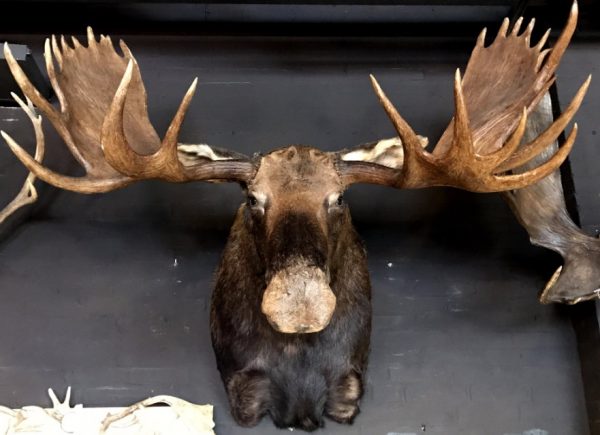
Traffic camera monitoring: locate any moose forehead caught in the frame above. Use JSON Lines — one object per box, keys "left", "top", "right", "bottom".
{"left": 250, "top": 146, "right": 342, "bottom": 200}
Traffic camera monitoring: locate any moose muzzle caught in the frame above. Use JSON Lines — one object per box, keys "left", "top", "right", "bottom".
{"left": 261, "top": 263, "right": 336, "bottom": 334}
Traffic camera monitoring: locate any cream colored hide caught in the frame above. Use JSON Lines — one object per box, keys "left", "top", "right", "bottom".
{"left": 0, "top": 388, "right": 215, "bottom": 435}
{"left": 340, "top": 136, "right": 428, "bottom": 169}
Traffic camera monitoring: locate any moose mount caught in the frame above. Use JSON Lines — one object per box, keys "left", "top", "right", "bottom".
{"left": 0, "top": 2, "right": 594, "bottom": 431}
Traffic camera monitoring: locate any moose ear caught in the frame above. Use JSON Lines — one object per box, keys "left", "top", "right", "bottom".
{"left": 339, "top": 136, "right": 428, "bottom": 169}
{"left": 177, "top": 143, "right": 249, "bottom": 166}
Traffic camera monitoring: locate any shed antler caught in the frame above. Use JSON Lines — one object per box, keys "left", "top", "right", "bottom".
{"left": 1, "top": 28, "right": 254, "bottom": 197}
{"left": 340, "top": 2, "right": 589, "bottom": 193}
{"left": 0, "top": 94, "right": 44, "bottom": 224}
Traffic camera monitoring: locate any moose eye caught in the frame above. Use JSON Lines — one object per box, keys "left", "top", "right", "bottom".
{"left": 327, "top": 193, "right": 345, "bottom": 211}
{"left": 247, "top": 195, "right": 258, "bottom": 207}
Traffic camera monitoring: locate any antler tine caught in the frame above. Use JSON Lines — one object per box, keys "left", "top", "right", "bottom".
{"left": 511, "top": 17, "right": 524, "bottom": 36}
{"left": 494, "top": 123, "right": 578, "bottom": 190}
{"left": 536, "top": 49, "right": 552, "bottom": 72}
{"left": 101, "top": 60, "right": 147, "bottom": 176}
{"left": 161, "top": 78, "right": 198, "bottom": 157}
{"left": 485, "top": 107, "right": 528, "bottom": 167}
{"left": 15, "top": 95, "right": 44, "bottom": 163}
{"left": 87, "top": 26, "right": 96, "bottom": 47}
{"left": 1, "top": 131, "right": 132, "bottom": 193}
{"left": 476, "top": 28, "right": 488, "bottom": 47}
{"left": 60, "top": 35, "right": 73, "bottom": 56}
{"left": 538, "top": 0, "right": 577, "bottom": 77}
{"left": 337, "top": 75, "right": 433, "bottom": 188}
{"left": 534, "top": 28, "right": 551, "bottom": 51}
{"left": 102, "top": 61, "right": 200, "bottom": 182}
{"left": 0, "top": 90, "right": 127, "bottom": 212}
{"left": 369, "top": 75, "right": 427, "bottom": 166}
{"left": 44, "top": 38, "right": 67, "bottom": 114}
{"left": 0, "top": 94, "right": 44, "bottom": 224}
{"left": 496, "top": 75, "right": 591, "bottom": 173}
{"left": 449, "top": 69, "right": 475, "bottom": 160}
{"left": 482, "top": 72, "right": 555, "bottom": 168}
{"left": 71, "top": 36, "right": 83, "bottom": 50}
{"left": 50, "top": 35, "right": 63, "bottom": 70}
{"left": 494, "top": 18, "right": 510, "bottom": 42}
{"left": 524, "top": 18, "right": 536, "bottom": 43}
{"left": 3, "top": 43, "right": 60, "bottom": 127}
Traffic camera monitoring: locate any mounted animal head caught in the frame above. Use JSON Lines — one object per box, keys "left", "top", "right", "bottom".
{"left": 1, "top": 2, "right": 589, "bottom": 333}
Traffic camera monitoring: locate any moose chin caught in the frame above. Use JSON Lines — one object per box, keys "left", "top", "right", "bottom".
{"left": 0, "top": 1, "right": 590, "bottom": 430}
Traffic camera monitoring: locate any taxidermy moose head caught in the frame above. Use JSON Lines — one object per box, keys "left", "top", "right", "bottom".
{"left": 1, "top": 2, "right": 591, "bottom": 431}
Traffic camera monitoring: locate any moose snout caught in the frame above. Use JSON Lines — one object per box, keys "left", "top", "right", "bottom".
{"left": 261, "top": 263, "right": 336, "bottom": 334}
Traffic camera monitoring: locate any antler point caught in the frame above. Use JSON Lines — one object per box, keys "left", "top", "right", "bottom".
{"left": 48, "top": 388, "right": 60, "bottom": 408}
{"left": 454, "top": 68, "right": 462, "bottom": 83}
{"left": 65, "top": 386, "right": 72, "bottom": 405}
{"left": 186, "top": 77, "right": 199, "bottom": 97}
{"left": 369, "top": 74, "right": 382, "bottom": 92}
{"left": 499, "top": 17, "right": 510, "bottom": 37}
{"left": 512, "top": 16, "right": 524, "bottom": 35}
{"left": 477, "top": 28, "right": 487, "bottom": 46}
{"left": 125, "top": 59, "right": 134, "bottom": 75}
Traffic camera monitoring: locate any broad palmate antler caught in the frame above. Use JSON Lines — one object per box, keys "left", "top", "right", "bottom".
{"left": 1, "top": 28, "right": 254, "bottom": 197}
{"left": 338, "top": 2, "right": 596, "bottom": 304}
{"left": 339, "top": 2, "right": 589, "bottom": 193}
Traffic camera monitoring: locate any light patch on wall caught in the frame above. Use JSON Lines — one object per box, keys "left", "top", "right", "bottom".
{"left": 503, "top": 430, "right": 549, "bottom": 435}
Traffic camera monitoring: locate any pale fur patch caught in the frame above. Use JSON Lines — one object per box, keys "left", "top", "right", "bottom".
{"left": 328, "top": 403, "right": 356, "bottom": 420}
{"left": 178, "top": 143, "right": 234, "bottom": 161}
{"left": 250, "top": 191, "right": 268, "bottom": 207}
{"left": 341, "top": 138, "right": 402, "bottom": 162}
{"left": 326, "top": 191, "right": 342, "bottom": 208}
{"left": 341, "top": 136, "right": 428, "bottom": 169}
{"left": 342, "top": 373, "right": 361, "bottom": 401}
